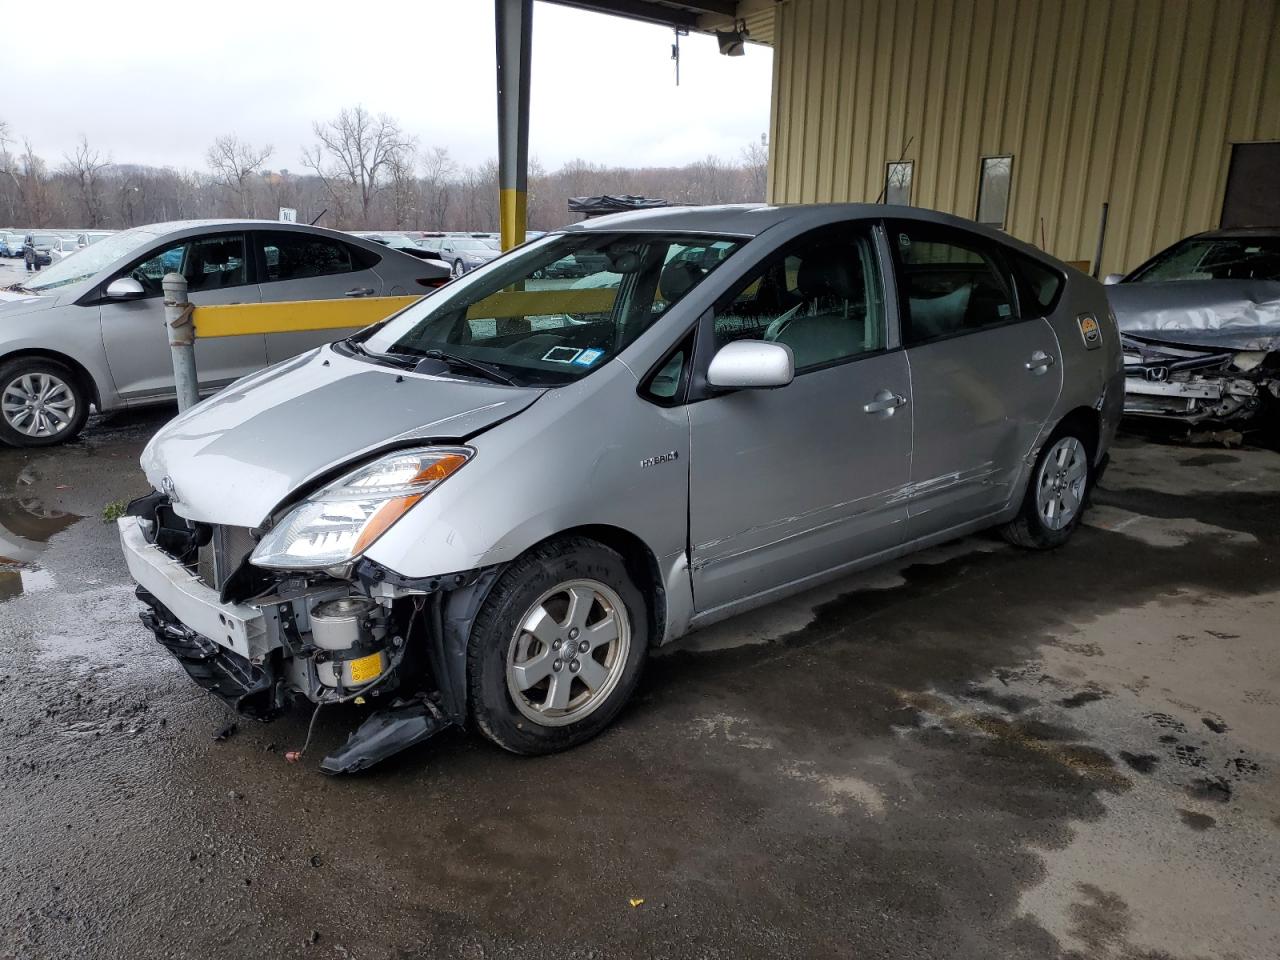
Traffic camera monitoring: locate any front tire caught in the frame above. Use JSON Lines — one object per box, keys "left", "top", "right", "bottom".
{"left": 467, "top": 537, "right": 649, "bottom": 755}
{"left": 0, "top": 357, "right": 90, "bottom": 447}
{"left": 1001, "top": 427, "right": 1092, "bottom": 549}
{"left": 452, "top": 259, "right": 465, "bottom": 279}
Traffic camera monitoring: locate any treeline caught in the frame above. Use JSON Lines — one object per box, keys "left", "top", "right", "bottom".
{"left": 0, "top": 109, "right": 769, "bottom": 232}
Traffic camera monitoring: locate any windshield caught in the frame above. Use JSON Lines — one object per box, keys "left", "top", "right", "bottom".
{"left": 360, "top": 232, "right": 743, "bottom": 386}
{"left": 1130, "top": 236, "right": 1280, "bottom": 283}
{"left": 32, "top": 234, "right": 58, "bottom": 246}
{"left": 451, "top": 238, "right": 490, "bottom": 251}
{"left": 22, "top": 224, "right": 170, "bottom": 292}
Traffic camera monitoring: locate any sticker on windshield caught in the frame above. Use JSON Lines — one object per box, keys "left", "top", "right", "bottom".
{"left": 542, "top": 346, "right": 583, "bottom": 364}
{"left": 573, "top": 348, "right": 605, "bottom": 367}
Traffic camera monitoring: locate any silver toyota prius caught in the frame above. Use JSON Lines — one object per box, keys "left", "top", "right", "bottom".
{"left": 119, "top": 204, "right": 1124, "bottom": 773}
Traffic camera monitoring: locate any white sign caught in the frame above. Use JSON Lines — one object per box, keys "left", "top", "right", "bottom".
{"left": 278, "top": 207, "right": 297, "bottom": 223}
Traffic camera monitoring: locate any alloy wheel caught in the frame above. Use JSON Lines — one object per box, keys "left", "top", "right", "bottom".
{"left": 1, "top": 372, "right": 77, "bottom": 439}
{"left": 505, "top": 579, "right": 631, "bottom": 727}
{"left": 1035, "top": 436, "right": 1088, "bottom": 531}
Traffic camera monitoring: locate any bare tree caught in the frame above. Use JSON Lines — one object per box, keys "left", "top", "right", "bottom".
{"left": 386, "top": 145, "right": 419, "bottom": 228}
{"left": 63, "top": 135, "right": 111, "bottom": 227}
{"left": 302, "top": 106, "right": 412, "bottom": 228}
{"left": 206, "top": 134, "right": 272, "bottom": 217}
{"left": 419, "top": 146, "right": 456, "bottom": 229}
{"left": 742, "top": 133, "right": 768, "bottom": 201}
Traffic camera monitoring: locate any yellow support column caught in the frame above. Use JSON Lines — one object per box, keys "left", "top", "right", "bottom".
{"left": 495, "top": 0, "right": 532, "bottom": 251}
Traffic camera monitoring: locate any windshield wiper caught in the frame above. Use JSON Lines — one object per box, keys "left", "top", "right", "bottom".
{"left": 412, "top": 349, "right": 519, "bottom": 386}
{"left": 342, "top": 337, "right": 413, "bottom": 369}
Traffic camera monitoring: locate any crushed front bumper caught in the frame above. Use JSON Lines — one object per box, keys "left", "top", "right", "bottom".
{"left": 138, "top": 586, "right": 279, "bottom": 719}
{"left": 1121, "top": 336, "right": 1279, "bottom": 425}
{"left": 119, "top": 514, "right": 495, "bottom": 772}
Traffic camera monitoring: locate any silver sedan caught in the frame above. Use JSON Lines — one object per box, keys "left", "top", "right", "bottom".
{"left": 122, "top": 203, "right": 1124, "bottom": 772}
{"left": 0, "top": 220, "right": 448, "bottom": 446}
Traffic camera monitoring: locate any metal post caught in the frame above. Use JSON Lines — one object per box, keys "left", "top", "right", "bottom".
{"left": 495, "top": 0, "right": 532, "bottom": 252}
{"left": 1091, "top": 202, "right": 1110, "bottom": 279}
{"left": 163, "top": 272, "right": 199, "bottom": 412}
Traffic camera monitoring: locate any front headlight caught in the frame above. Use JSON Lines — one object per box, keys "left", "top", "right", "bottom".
{"left": 250, "top": 446, "right": 472, "bottom": 570}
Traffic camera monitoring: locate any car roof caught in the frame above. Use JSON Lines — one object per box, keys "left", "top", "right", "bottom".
{"left": 559, "top": 202, "right": 1066, "bottom": 266}
{"left": 1191, "top": 226, "right": 1280, "bottom": 240}
{"left": 561, "top": 202, "right": 1015, "bottom": 239}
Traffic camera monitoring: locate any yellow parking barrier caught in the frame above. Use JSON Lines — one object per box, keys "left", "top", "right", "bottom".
{"left": 191, "top": 295, "right": 421, "bottom": 339}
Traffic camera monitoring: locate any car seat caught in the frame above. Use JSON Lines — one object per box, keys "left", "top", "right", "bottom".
{"left": 763, "top": 248, "right": 865, "bottom": 368}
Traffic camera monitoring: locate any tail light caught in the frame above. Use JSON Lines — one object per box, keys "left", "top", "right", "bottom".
{"left": 416, "top": 277, "right": 448, "bottom": 289}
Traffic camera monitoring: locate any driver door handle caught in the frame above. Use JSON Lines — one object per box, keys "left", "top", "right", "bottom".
{"left": 345, "top": 287, "right": 375, "bottom": 297}
{"left": 1025, "top": 351, "right": 1056, "bottom": 372}
{"left": 863, "top": 389, "right": 907, "bottom": 415}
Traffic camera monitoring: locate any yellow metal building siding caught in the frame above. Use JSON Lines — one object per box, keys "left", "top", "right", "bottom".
{"left": 767, "top": 0, "right": 1280, "bottom": 276}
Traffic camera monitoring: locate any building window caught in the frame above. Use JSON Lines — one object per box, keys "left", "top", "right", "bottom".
{"left": 885, "top": 161, "right": 913, "bottom": 206}
{"left": 977, "top": 156, "right": 1013, "bottom": 228}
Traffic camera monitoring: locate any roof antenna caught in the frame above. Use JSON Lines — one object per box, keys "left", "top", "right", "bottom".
{"left": 672, "top": 27, "right": 688, "bottom": 86}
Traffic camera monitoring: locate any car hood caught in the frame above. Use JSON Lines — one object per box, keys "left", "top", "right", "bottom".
{"left": 141, "top": 346, "right": 547, "bottom": 526}
{"left": 0, "top": 290, "right": 63, "bottom": 311}
{"left": 1108, "top": 279, "right": 1280, "bottom": 351}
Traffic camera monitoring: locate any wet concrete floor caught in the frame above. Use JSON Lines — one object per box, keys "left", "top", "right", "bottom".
{"left": 0, "top": 411, "right": 1276, "bottom": 959}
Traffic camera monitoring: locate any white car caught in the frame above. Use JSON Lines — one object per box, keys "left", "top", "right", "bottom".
{"left": 49, "top": 237, "right": 80, "bottom": 262}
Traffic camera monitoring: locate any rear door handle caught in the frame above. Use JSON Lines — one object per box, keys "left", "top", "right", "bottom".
{"left": 863, "top": 389, "right": 907, "bottom": 416}
{"left": 1025, "top": 351, "right": 1056, "bottom": 372}
{"left": 345, "top": 287, "right": 376, "bottom": 297}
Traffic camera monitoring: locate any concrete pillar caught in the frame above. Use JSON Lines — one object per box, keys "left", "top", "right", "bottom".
{"left": 495, "top": 0, "right": 532, "bottom": 251}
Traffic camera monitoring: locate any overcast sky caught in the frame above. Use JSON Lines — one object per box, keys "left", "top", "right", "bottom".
{"left": 3, "top": 0, "right": 773, "bottom": 173}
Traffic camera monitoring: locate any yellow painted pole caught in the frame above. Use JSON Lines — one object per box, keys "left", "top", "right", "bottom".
{"left": 496, "top": 0, "right": 532, "bottom": 251}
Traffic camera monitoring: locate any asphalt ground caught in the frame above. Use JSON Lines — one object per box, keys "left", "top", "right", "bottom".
{"left": 0, "top": 267, "right": 1275, "bottom": 959}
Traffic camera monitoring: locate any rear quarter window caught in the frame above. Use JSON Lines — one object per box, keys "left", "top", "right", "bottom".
{"left": 1006, "top": 249, "right": 1065, "bottom": 315}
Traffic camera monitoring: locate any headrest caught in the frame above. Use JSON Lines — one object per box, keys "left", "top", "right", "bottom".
{"left": 796, "top": 248, "right": 859, "bottom": 302}
{"left": 201, "top": 242, "right": 240, "bottom": 266}
{"left": 659, "top": 260, "right": 704, "bottom": 303}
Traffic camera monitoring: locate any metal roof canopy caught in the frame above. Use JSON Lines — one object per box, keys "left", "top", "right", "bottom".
{"left": 543, "top": 0, "right": 738, "bottom": 29}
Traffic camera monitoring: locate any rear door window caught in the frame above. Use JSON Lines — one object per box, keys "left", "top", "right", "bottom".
{"left": 259, "top": 232, "right": 362, "bottom": 282}
{"left": 1006, "top": 249, "right": 1065, "bottom": 314}
{"left": 888, "top": 222, "right": 1017, "bottom": 344}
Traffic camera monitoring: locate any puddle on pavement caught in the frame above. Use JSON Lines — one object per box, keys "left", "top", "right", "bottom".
{"left": 0, "top": 468, "right": 82, "bottom": 600}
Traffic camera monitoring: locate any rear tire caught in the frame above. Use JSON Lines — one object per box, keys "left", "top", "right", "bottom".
{"left": 0, "top": 357, "right": 90, "bottom": 447}
{"left": 1001, "top": 425, "right": 1093, "bottom": 550}
{"left": 467, "top": 537, "right": 649, "bottom": 755}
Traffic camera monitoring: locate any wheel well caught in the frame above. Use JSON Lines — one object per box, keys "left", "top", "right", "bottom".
{"left": 0, "top": 349, "right": 102, "bottom": 410}
{"left": 1055, "top": 406, "right": 1101, "bottom": 462}
{"left": 531, "top": 524, "right": 667, "bottom": 648}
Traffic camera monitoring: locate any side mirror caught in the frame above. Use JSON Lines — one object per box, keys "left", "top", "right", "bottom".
{"left": 706, "top": 340, "right": 794, "bottom": 390}
{"left": 105, "top": 277, "right": 145, "bottom": 300}
{"left": 1102, "top": 273, "right": 1125, "bottom": 286}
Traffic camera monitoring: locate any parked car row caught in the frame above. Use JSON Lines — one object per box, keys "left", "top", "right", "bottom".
{"left": 1, "top": 228, "right": 118, "bottom": 272}
{"left": 349, "top": 230, "right": 504, "bottom": 277}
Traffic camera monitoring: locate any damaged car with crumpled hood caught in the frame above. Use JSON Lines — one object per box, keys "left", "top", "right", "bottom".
{"left": 1106, "top": 228, "right": 1280, "bottom": 428}
{"left": 119, "top": 204, "right": 1122, "bottom": 773}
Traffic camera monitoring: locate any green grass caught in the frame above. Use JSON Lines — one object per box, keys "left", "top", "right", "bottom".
{"left": 101, "top": 500, "right": 127, "bottom": 523}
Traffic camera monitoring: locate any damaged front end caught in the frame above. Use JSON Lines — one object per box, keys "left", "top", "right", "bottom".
{"left": 121, "top": 489, "right": 496, "bottom": 774}
{"left": 1121, "top": 334, "right": 1280, "bottom": 425}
